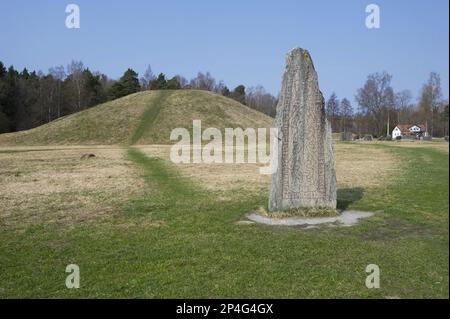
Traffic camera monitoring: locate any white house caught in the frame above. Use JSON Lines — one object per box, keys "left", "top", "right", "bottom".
{"left": 392, "top": 124, "right": 427, "bottom": 140}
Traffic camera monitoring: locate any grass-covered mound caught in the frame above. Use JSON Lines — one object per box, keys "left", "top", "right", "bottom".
{"left": 0, "top": 90, "right": 273, "bottom": 146}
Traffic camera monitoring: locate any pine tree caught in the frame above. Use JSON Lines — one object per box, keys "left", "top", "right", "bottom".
{"left": 120, "top": 68, "right": 140, "bottom": 94}
{"left": 149, "top": 73, "right": 167, "bottom": 90}
{"left": 83, "top": 69, "right": 106, "bottom": 106}
{"left": 165, "top": 77, "right": 180, "bottom": 90}
{"left": 231, "top": 85, "right": 246, "bottom": 104}
{"left": 0, "top": 63, "right": 11, "bottom": 132}
{"left": 108, "top": 68, "right": 140, "bottom": 100}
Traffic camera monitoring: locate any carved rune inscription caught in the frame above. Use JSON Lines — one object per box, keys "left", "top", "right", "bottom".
{"left": 268, "top": 48, "right": 336, "bottom": 211}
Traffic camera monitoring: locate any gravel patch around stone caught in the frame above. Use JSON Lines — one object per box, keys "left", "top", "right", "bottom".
{"left": 247, "top": 210, "right": 374, "bottom": 227}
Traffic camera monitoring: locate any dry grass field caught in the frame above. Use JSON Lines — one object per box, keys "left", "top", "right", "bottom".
{"left": 0, "top": 142, "right": 400, "bottom": 232}
{"left": 137, "top": 142, "right": 399, "bottom": 194}
{"left": 0, "top": 146, "right": 145, "bottom": 230}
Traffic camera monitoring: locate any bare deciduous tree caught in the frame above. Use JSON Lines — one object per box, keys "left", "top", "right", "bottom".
{"left": 355, "top": 72, "right": 395, "bottom": 136}
{"left": 67, "top": 60, "right": 84, "bottom": 110}
{"left": 140, "top": 65, "right": 156, "bottom": 89}
{"left": 394, "top": 89, "right": 412, "bottom": 123}
{"left": 418, "top": 72, "right": 442, "bottom": 136}
{"left": 190, "top": 72, "right": 216, "bottom": 91}
{"left": 245, "top": 85, "right": 277, "bottom": 117}
{"left": 326, "top": 92, "right": 340, "bottom": 132}
{"left": 340, "top": 98, "right": 352, "bottom": 133}
{"left": 174, "top": 75, "right": 188, "bottom": 88}
{"left": 49, "top": 65, "right": 65, "bottom": 118}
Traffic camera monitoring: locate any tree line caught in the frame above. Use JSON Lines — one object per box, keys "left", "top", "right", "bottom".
{"left": 0, "top": 62, "right": 278, "bottom": 134}
{"left": 0, "top": 61, "right": 110, "bottom": 133}
{"left": 1, "top": 60, "right": 448, "bottom": 137}
{"left": 326, "top": 71, "right": 449, "bottom": 138}
{"left": 137, "top": 66, "right": 277, "bottom": 117}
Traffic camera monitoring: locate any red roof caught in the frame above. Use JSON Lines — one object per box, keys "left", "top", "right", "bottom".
{"left": 396, "top": 124, "right": 411, "bottom": 134}
{"left": 395, "top": 124, "right": 426, "bottom": 135}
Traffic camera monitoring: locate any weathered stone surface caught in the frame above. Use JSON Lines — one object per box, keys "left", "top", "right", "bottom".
{"left": 268, "top": 48, "right": 337, "bottom": 211}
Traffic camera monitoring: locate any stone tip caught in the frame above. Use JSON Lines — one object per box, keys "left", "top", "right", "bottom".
{"left": 286, "top": 47, "right": 315, "bottom": 70}
{"left": 287, "top": 47, "right": 312, "bottom": 62}
{"left": 287, "top": 47, "right": 310, "bottom": 58}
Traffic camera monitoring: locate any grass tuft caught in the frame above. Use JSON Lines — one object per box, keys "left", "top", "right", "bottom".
{"left": 257, "top": 206, "right": 339, "bottom": 218}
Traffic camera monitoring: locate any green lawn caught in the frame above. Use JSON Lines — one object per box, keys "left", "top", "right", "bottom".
{"left": 0, "top": 142, "right": 447, "bottom": 298}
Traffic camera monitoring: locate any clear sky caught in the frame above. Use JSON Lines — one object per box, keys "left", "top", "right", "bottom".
{"left": 1, "top": 0, "right": 448, "bottom": 106}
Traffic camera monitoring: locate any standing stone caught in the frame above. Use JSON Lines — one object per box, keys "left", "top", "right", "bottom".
{"left": 269, "top": 48, "right": 337, "bottom": 211}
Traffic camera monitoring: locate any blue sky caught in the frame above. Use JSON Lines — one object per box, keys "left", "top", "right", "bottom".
{"left": 0, "top": 0, "right": 448, "bottom": 106}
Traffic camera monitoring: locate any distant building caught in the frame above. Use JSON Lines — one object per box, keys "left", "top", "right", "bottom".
{"left": 392, "top": 124, "right": 428, "bottom": 140}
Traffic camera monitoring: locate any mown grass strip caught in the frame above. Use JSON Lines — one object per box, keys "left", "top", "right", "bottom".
{"left": 127, "top": 147, "right": 198, "bottom": 198}
{"left": 129, "top": 91, "right": 172, "bottom": 145}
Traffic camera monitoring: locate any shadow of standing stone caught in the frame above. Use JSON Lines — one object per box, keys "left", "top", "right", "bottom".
{"left": 337, "top": 187, "right": 364, "bottom": 210}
